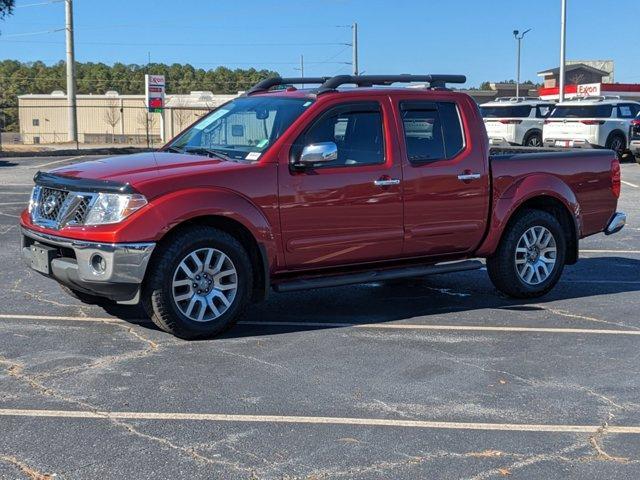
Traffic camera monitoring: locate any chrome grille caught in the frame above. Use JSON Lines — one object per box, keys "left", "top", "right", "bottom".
{"left": 31, "top": 186, "right": 95, "bottom": 229}
{"left": 37, "top": 187, "right": 68, "bottom": 221}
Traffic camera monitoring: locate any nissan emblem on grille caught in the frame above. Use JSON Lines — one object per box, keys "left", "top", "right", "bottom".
{"left": 42, "top": 194, "right": 58, "bottom": 216}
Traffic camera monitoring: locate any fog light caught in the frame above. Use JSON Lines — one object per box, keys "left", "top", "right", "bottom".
{"left": 90, "top": 254, "right": 107, "bottom": 274}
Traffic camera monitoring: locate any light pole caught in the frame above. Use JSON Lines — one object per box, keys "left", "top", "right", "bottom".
{"left": 559, "top": 0, "right": 567, "bottom": 102}
{"left": 65, "top": 0, "right": 77, "bottom": 145}
{"left": 513, "top": 28, "right": 531, "bottom": 98}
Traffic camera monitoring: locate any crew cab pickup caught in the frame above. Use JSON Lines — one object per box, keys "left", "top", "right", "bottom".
{"left": 20, "top": 74, "right": 626, "bottom": 339}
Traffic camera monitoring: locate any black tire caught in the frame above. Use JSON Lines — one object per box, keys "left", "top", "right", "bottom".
{"left": 606, "top": 133, "right": 627, "bottom": 161}
{"left": 486, "top": 209, "right": 566, "bottom": 299}
{"left": 523, "top": 131, "right": 542, "bottom": 148}
{"left": 142, "top": 226, "right": 253, "bottom": 339}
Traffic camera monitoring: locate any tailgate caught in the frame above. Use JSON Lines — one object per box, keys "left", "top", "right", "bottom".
{"left": 544, "top": 120, "right": 593, "bottom": 141}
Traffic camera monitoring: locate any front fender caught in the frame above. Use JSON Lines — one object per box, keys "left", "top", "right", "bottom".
{"left": 475, "top": 174, "right": 580, "bottom": 257}
{"left": 110, "top": 187, "right": 278, "bottom": 263}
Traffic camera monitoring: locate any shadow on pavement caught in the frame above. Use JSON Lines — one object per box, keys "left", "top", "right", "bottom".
{"left": 102, "top": 256, "right": 640, "bottom": 339}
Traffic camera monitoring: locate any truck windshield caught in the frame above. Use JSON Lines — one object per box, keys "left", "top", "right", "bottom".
{"left": 549, "top": 105, "right": 613, "bottom": 119}
{"left": 480, "top": 105, "right": 531, "bottom": 118}
{"left": 168, "top": 96, "right": 313, "bottom": 161}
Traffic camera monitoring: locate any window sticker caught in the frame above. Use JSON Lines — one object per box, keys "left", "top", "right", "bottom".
{"left": 256, "top": 139, "right": 269, "bottom": 149}
{"left": 245, "top": 152, "right": 261, "bottom": 160}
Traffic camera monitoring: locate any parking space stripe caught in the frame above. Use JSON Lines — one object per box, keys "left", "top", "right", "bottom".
{"left": 581, "top": 249, "right": 640, "bottom": 254}
{"left": 34, "top": 155, "right": 86, "bottom": 169}
{"left": 1, "top": 313, "right": 639, "bottom": 336}
{"left": 0, "top": 408, "right": 638, "bottom": 434}
{"left": 622, "top": 180, "right": 639, "bottom": 188}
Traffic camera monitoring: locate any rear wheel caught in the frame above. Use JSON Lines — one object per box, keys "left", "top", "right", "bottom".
{"left": 606, "top": 133, "right": 627, "bottom": 161}
{"left": 523, "top": 131, "right": 542, "bottom": 147}
{"left": 142, "top": 226, "right": 253, "bottom": 339}
{"left": 487, "top": 209, "right": 566, "bottom": 299}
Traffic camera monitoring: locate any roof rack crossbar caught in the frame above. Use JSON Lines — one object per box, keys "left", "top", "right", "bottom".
{"left": 316, "top": 74, "right": 466, "bottom": 94}
{"left": 246, "top": 77, "right": 331, "bottom": 95}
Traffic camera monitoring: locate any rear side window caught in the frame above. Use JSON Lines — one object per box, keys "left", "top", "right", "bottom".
{"left": 550, "top": 105, "right": 613, "bottom": 118}
{"left": 618, "top": 105, "right": 636, "bottom": 119}
{"left": 480, "top": 105, "right": 532, "bottom": 118}
{"left": 400, "top": 101, "right": 465, "bottom": 164}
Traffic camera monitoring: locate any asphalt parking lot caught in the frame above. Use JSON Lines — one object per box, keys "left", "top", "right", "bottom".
{"left": 1, "top": 154, "right": 640, "bottom": 479}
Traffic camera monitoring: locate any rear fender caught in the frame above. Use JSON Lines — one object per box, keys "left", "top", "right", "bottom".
{"left": 476, "top": 174, "right": 580, "bottom": 257}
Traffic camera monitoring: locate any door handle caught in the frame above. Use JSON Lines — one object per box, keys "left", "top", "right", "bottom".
{"left": 374, "top": 178, "right": 401, "bottom": 187}
{"left": 457, "top": 173, "right": 481, "bottom": 181}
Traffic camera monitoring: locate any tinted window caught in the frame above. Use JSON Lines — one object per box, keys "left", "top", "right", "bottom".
{"left": 619, "top": 105, "right": 635, "bottom": 118}
{"left": 536, "top": 105, "right": 552, "bottom": 118}
{"left": 480, "top": 105, "right": 532, "bottom": 118}
{"left": 549, "top": 105, "right": 613, "bottom": 119}
{"left": 301, "top": 102, "right": 384, "bottom": 167}
{"left": 400, "top": 101, "right": 464, "bottom": 163}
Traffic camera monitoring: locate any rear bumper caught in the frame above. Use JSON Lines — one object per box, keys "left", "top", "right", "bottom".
{"left": 604, "top": 212, "right": 626, "bottom": 236}
{"left": 630, "top": 140, "right": 640, "bottom": 156}
{"left": 543, "top": 138, "right": 599, "bottom": 149}
{"left": 21, "top": 227, "right": 155, "bottom": 302}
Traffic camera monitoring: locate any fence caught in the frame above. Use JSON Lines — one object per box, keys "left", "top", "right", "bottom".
{"left": 0, "top": 103, "right": 217, "bottom": 151}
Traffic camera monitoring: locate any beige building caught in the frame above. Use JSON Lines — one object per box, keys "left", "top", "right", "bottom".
{"left": 18, "top": 90, "right": 241, "bottom": 145}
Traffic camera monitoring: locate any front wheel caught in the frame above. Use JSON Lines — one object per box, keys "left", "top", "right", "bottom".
{"left": 142, "top": 226, "right": 253, "bottom": 339}
{"left": 486, "top": 209, "right": 566, "bottom": 298}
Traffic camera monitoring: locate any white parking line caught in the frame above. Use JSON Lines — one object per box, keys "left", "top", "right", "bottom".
{"left": 0, "top": 407, "right": 638, "bottom": 434}
{"left": 622, "top": 180, "right": 639, "bottom": 188}
{"left": 0, "top": 202, "right": 26, "bottom": 206}
{"left": 33, "top": 155, "right": 86, "bottom": 169}
{"left": 581, "top": 249, "right": 640, "bottom": 254}
{"left": 1, "top": 313, "right": 639, "bottom": 336}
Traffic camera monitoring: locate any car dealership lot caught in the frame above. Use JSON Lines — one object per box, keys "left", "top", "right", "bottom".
{"left": 1, "top": 155, "right": 640, "bottom": 479}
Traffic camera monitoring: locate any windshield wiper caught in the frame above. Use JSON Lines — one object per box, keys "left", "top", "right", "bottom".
{"left": 183, "top": 147, "right": 240, "bottom": 162}
{"left": 164, "top": 145, "right": 184, "bottom": 153}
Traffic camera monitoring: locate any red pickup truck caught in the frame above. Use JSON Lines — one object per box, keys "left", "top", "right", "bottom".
{"left": 21, "top": 74, "right": 625, "bottom": 339}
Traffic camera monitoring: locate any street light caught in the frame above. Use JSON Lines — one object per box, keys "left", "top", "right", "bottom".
{"left": 513, "top": 28, "right": 531, "bottom": 98}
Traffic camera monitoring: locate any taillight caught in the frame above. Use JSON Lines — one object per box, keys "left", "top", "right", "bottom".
{"left": 581, "top": 120, "right": 605, "bottom": 125}
{"left": 499, "top": 119, "right": 522, "bottom": 124}
{"left": 611, "top": 159, "right": 621, "bottom": 198}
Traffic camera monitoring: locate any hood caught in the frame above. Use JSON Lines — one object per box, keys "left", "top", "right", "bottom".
{"left": 48, "top": 152, "right": 247, "bottom": 197}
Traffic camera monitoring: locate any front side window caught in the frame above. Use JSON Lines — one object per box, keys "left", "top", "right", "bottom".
{"left": 400, "top": 101, "right": 464, "bottom": 163}
{"left": 549, "top": 104, "right": 613, "bottom": 119}
{"left": 480, "top": 105, "right": 532, "bottom": 118}
{"left": 169, "top": 96, "right": 313, "bottom": 161}
{"left": 297, "top": 102, "right": 384, "bottom": 167}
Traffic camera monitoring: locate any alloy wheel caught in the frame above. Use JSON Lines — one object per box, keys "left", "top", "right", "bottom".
{"left": 514, "top": 226, "right": 557, "bottom": 285}
{"left": 171, "top": 248, "right": 238, "bottom": 322}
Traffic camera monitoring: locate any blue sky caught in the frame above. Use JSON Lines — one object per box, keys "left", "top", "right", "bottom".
{"left": 1, "top": 0, "right": 639, "bottom": 88}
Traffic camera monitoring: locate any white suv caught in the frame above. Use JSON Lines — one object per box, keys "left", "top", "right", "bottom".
{"left": 543, "top": 97, "right": 640, "bottom": 158}
{"left": 480, "top": 98, "right": 554, "bottom": 147}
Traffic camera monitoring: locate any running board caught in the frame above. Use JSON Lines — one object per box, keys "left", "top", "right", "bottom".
{"left": 273, "top": 260, "right": 483, "bottom": 293}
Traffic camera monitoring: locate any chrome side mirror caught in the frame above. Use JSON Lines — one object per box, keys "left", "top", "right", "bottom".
{"left": 299, "top": 142, "right": 338, "bottom": 165}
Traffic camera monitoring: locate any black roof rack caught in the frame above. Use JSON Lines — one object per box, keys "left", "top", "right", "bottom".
{"left": 246, "top": 77, "right": 331, "bottom": 95}
{"left": 246, "top": 74, "right": 467, "bottom": 96}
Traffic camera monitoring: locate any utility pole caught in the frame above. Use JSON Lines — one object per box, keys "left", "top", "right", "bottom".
{"left": 513, "top": 28, "right": 531, "bottom": 98}
{"left": 351, "top": 22, "right": 359, "bottom": 75}
{"left": 559, "top": 0, "right": 568, "bottom": 102}
{"left": 65, "top": 0, "right": 78, "bottom": 145}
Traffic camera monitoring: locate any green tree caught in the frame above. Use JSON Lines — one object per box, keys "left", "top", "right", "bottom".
{"left": 0, "top": 0, "right": 14, "bottom": 20}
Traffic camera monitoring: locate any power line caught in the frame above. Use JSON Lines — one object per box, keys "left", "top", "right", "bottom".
{"left": 1, "top": 28, "right": 64, "bottom": 37}
{"left": 15, "top": 0, "right": 63, "bottom": 7}
{"left": 0, "top": 39, "right": 350, "bottom": 47}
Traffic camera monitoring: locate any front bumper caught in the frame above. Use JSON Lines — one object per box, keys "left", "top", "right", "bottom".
{"left": 604, "top": 212, "right": 626, "bottom": 236}
{"left": 21, "top": 227, "right": 155, "bottom": 303}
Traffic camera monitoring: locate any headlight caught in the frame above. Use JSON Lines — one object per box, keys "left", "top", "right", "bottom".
{"left": 84, "top": 193, "right": 147, "bottom": 225}
{"left": 28, "top": 186, "right": 40, "bottom": 214}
